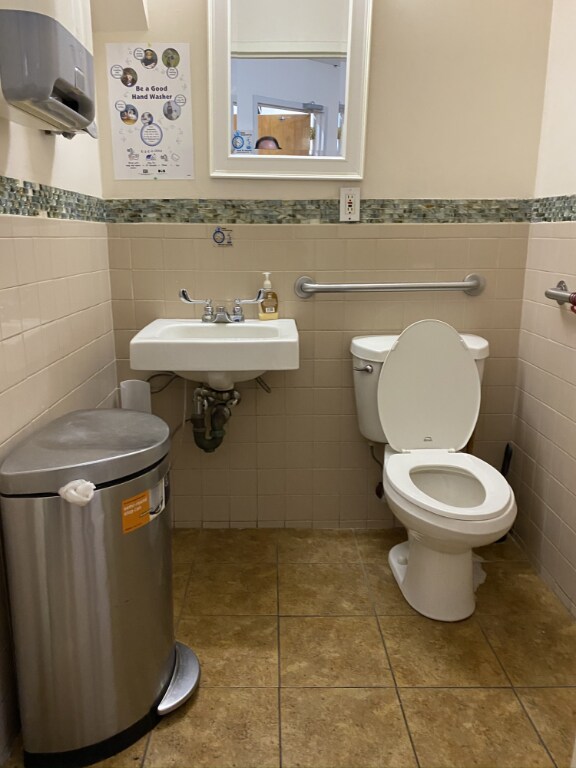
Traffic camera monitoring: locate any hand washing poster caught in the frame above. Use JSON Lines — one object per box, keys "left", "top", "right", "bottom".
{"left": 106, "top": 43, "right": 194, "bottom": 180}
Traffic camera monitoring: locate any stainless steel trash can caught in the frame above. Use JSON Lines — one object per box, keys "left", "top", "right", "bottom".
{"left": 0, "top": 409, "right": 200, "bottom": 768}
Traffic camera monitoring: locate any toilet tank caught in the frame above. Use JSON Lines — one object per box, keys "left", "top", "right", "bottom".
{"left": 351, "top": 332, "right": 489, "bottom": 444}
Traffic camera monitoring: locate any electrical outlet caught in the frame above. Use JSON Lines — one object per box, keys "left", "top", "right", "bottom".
{"left": 339, "top": 187, "right": 360, "bottom": 222}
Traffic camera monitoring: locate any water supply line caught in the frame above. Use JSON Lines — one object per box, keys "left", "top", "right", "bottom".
{"left": 190, "top": 386, "right": 241, "bottom": 453}
{"left": 255, "top": 376, "right": 272, "bottom": 393}
{"left": 369, "top": 444, "right": 385, "bottom": 499}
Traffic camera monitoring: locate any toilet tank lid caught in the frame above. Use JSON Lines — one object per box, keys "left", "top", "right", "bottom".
{"left": 350, "top": 333, "right": 489, "bottom": 362}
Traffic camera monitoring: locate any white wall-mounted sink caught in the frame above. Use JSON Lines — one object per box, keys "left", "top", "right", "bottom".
{"left": 130, "top": 318, "right": 299, "bottom": 390}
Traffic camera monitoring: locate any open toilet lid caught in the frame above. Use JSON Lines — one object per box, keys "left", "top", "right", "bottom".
{"left": 377, "top": 320, "right": 481, "bottom": 452}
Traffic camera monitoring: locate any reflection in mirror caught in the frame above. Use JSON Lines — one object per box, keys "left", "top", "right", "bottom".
{"left": 232, "top": 58, "right": 347, "bottom": 157}
{"left": 231, "top": 0, "right": 348, "bottom": 157}
{"left": 208, "top": 0, "right": 372, "bottom": 179}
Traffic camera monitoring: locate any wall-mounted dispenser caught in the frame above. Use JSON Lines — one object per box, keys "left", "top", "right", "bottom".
{"left": 0, "top": 1, "right": 96, "bottom": 138}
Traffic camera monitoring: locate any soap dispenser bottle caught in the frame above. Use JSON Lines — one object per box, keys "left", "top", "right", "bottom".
{"left": 258, "top": 272, "right": 279, "bottom": 320}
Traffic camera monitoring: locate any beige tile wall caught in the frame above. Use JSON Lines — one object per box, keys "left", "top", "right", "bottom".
{"left": 0, "top": 216, "right": 117, "bottom": 456}
{"left": 0, "top": 215, "right": 118, "bottom": 761}
{"left": 110, "top": 221, "right": 528, "bottom": 530}
{"left": 511, "top": 221, "right": 576, "bottom": 617}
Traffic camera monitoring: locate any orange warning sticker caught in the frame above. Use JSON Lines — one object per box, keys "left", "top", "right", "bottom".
{"left": 122, "top": 490, "right": 151, "bottom": 533}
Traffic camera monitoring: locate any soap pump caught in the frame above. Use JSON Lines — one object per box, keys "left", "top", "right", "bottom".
{"left": 258, "top": 272, "right": 279, "bottom": 320}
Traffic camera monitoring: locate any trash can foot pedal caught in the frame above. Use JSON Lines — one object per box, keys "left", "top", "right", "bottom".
{"left": 157, "top": 641, "right": 200, "bottom": 715}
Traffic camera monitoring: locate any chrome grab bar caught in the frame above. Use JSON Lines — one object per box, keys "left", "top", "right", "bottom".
{"left": 545, "top": 280, "right": 574, "bottom": 305}
{"left": 294, "top": 274, "right": 486, "bottom": 299}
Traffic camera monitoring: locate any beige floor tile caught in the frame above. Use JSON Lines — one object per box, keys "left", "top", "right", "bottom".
{"left": 181, "top": 562, "right": 277, "bottom": 615}
{"left": 278, "top": 563, "right": 373, "bottom": 615}
{"left": 380, "top": 615, "right": 508, "bottom": 687}
{"left": 94, "top": 738, "right": 150, "bottom": 768}
{"left": 476, "top": 562, "right": 568, "bottom": 615}
{"left": 5, "top": 735, "right": 150, "bottom": 768}
{"left": 177, "top": 615, "right": 278, "bottom": 687}
{"left": 280, "top": 616, "right": 393, "bottom": 687}
{"left": 354, "top": 527, "right": 407, "bottom": 562}
{"left": 400, "top": 688, "right": 554, "bottom": 768}
{"left": 281, "top": 688, "right": 417, "bottom": 768}
{"left": 172, "top": 528, "right": 201, "bottom": 565}
{"left": 172, "top": 563, "right": 190, "bottom": 617}
{"left": 3, "top": 740, "right": 23, "bottom": 768}
{"left": 474, "top": 535, "right": 528, "bottom": 562}
{"left": 173, "top": 528, "right": 277, "bottom": 565}
{"left": 278, "top": 528, "right": 359, "bottom": 563}
{"left": 145, "top": 688, "right": 279, "bottom": 768}
{"left": 365, "top": 562, "right": 419, "bottom": 615}
{"left": 517, "top": 687, "right": 576, "bottom": 768}
{"left": 479, "top": 613, "right": 576, "bottom": 685}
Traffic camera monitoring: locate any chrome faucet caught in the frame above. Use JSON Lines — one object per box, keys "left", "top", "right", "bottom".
{"left": 178, "top": 290, "right": 214, "bottom": 322}
{"left": 179, "top": 288, "right": 265, "bottom": 323}
{"left": 230, "top": 289, "right": 265, "bottom": 322}
{"left": 212, "top": 305, "right": 234, "bottom": 323}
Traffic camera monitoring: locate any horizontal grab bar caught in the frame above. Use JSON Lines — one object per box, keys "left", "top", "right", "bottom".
{"left": 294, "top": 273, "right": 486, "bottom": 299}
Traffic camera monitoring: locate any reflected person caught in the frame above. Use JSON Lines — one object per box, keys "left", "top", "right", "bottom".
{"left": 255, "top": 136, "right": 282, "bottom": 150}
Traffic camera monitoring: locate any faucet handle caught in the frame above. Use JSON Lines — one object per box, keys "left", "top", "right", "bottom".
{"left": 201, "top": 302, "right": 215, "bottom": 322}
{"left": 231, "top": 289, "right": 265, "bottom": 322}
{"left": 234, "top": 288, "right": 265, "bottom": 306}
{"left": 179, "top": 288, "right": 210, "bottom": 304}
{"left": 179, "top": 289, "right": 214, "bottom": 321}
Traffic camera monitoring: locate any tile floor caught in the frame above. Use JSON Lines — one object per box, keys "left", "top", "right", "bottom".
{"left": 8, "top": 528, "right": 576, "bottom": 768}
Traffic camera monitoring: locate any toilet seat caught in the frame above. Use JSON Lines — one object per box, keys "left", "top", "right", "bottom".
{"left": 376, "top": 320, "right": 512, "bottom": 520}
{"left": 377, "top": 320, "right": 481, "bottom": 452}
{"left": 385, "top": 450, "right": 511, "bottom": 521}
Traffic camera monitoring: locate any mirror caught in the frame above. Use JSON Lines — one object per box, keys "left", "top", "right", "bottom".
{"left": 208, "top": 0, "right": 373, "bottom": 179}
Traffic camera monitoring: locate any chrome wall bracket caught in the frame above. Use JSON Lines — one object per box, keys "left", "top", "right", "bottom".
{"left": 545, "top": 280, "right": 570, "bottom": 306}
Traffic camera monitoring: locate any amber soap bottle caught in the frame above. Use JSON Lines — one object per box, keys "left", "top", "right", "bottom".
{"left": 258, "top": 272, "right": 279, "bottom": 320}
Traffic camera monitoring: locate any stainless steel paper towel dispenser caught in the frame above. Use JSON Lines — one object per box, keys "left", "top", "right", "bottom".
{"left": 0, "top": 1, "right": 96, "bottom": 137}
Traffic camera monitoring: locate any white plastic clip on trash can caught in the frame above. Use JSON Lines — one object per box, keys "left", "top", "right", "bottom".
{"left": 0, "top": 409, "right": 200, "bottom": 768}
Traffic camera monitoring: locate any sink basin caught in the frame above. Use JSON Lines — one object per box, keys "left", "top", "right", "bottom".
{"left": 130, "top": 318, "right": 299, "bottom": 390}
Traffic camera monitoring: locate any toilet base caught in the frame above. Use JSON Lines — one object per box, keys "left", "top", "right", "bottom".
{"left": 389, "top": 539, "right": 475, "bottom": 622}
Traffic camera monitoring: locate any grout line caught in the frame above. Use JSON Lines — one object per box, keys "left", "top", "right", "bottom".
{"left": 169, "top": 529, "right": 569, "bottom": 768}
{"left": 512, "top": 685, "right": 558, "bottom": 766}
{"left": 477, "top": 617, "right": 559, "bottom": 768}
{"left": 275, "top": 537, "right": 283, "bottom": 768}
{"left": 509, "top": 690, "right": 558, "bottom": 768}
{"left": 278, "top": 683, "right": 397, "bottom": 689}
{"left": 173, "top": 563, "right": 194, "bottom": 630}
{"left": 353, "top": 529, "right": 422, "bottom": 768}
{"left": 375, "top": 617, "right": 422, "bottom": 768}
{"left": 139, "top": 732, "right": 153, "bottom": 768}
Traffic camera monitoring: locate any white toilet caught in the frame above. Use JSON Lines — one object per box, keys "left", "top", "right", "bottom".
{"left": 351, "top": 319, "right": 516, "bottom": 621}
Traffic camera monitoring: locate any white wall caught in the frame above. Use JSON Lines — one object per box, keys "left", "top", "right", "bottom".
{"left": 0, "top": 121, "right": 102, "bottom": 197}
{"left": 94, "top": 0, "right": 552, "bottom": 201}
{"left": 369, "top": 0, "right": 552, "bottom": 200}
{"left": 0, "top": 0, "right": 103, "bottom": 197}
{"left": 534, "top": 0, "right": 576, "bottom": 197}
{"left": 511, "top": 0, "right": 576, "bottom": 615}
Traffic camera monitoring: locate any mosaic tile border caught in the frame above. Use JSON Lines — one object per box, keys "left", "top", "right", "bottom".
{"left": 105, "top": 197, "right": 534, "bottom": 224}
{"left": 531, "top": 195, "right": 576, "bottom": 223}
{"left": 0, "top": 176, "right": 107, "bottom": 221}
{"left": 1, "top": 173, "right": 576, "bottom": 224}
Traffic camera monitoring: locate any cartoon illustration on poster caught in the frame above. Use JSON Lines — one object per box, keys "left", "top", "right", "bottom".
{"left": 106, "top": 43, "right": 194, "bottom": 179}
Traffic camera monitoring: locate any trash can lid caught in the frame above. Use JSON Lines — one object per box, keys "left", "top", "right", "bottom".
{"left": 0, "top": 409, "right": 170, "bottom": 495}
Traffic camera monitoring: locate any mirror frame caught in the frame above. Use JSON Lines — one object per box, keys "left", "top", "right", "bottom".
{"left": 208, "top": 0, "right": 373, "bottom": 180}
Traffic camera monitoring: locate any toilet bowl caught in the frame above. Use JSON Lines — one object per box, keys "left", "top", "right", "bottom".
{"left": 351, "top": 319, "right": 516, "bottom": 621}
